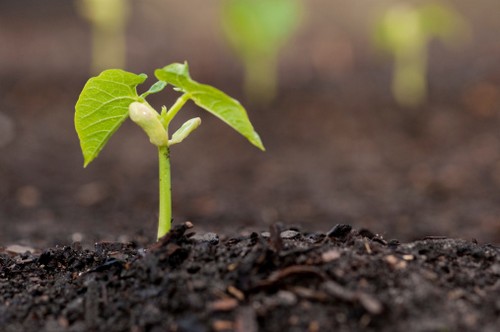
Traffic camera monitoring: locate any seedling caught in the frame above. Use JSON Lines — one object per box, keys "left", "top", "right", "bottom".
{"left": 75, "top": 62, "right": 265, "bottom": 239}
{"left": 374, "top": 2, "right": 468, "bottom": 107}
{"left": 76, "top": 0, "right": 130, "bottom": 73}
{"left": 221, "top": 0, "right": 301, "bottom": 102}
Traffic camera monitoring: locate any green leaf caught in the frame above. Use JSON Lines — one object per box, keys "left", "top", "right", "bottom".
{"left": 140, "top": 80, "right": 167, "bottom": 99}
{"left": 75, "top": 69, "right": 147, "bottom": 167}
{"left": 155, "top": 62, "right": 265, "bottom": 151}
{"left": 170, "top": 117, "right": 202, "bottom": 146}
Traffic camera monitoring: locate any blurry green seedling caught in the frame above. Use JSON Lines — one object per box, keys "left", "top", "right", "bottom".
{"left": 221, "top": 0, "right": 301, "bottom": 103}
{"left": 374, "top": 1, "right": 468, "bottom": 107}
{"left": 76, "top": 0, "right": 130, "bottom": 73}
{"left": 75, "top": 62, "right": 265, "bottom": 239}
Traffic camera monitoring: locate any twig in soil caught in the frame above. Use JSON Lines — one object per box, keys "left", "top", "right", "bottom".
{"left": 255, "top": 265, "right": 327, "bottom": 289}
{"left": 322, "top": 281, "right": 383, "bottom": 315}
{"left": 227, "top": 286, "right": 245, "bottom": 301}
{"left": 289, "top": 286, "right": 329, "bottom": 302}
{"left": 82, "top": 258, "right": 125, "bottom": 275}
{"left": 269, "top": 223, "right": 283, "bottom": 253}
{"left": 208, "top": 298, "right": 239, "bottom": 312}
{"left": 421, "top": 235, "right": 448, "bottom": 241}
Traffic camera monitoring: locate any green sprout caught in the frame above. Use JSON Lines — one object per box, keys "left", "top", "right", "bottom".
{"left": 221, "top": 0, "right": 301, "bottom": 103}
{"left": 75, "top": 62, "right": 265, "bottom": 239}
{"left": 374, "top": 2, "right": 468, "bottom": 107}
{"left": 76, "top": 0, "right": 130, "bottom": 73}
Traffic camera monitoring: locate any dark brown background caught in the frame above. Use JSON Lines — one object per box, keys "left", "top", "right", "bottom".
{"left": 1, "top": 0, "right": 500, "bottom": 247}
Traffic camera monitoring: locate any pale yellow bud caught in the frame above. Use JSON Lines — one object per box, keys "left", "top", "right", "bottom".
{"left": 129, "top": 102, "right": 168, "bottom": 146}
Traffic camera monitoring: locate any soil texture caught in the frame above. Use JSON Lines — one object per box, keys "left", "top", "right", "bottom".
{"left": 1, "top": 223, "right": 499, "bottom": 332}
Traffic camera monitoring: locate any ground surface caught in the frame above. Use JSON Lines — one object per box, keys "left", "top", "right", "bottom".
{"left": 1, "top": 223, "right": 499, "bottom": 332}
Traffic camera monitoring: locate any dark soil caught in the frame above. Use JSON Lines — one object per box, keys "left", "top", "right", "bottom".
{"left": 1, "top": 222, "right": 499, "bottom": 332}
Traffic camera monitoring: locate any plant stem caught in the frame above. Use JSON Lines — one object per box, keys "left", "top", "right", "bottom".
{"left": 244, "top": 54, "right": 277, "bottom": 103}
{"left": 164, "top": 93, "right": 190, "bottom": 123}
{"left": 157, "top": 145, "right": 171, "bottom": 239}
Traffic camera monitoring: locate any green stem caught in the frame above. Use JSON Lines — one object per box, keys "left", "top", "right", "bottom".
{"left": 157, "top": 145, "right": 171, "bottom": 239}
{"left": 244, "top": 54, "right": 277, "bottom": 103}
{"left": 164, "top": 93, "right": 190, "bottom": 123}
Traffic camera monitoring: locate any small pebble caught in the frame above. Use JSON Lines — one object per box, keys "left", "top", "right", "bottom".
{"left": 276, "top": 290, "right": 297, "bottom": 305}
{"left": 388, "top": 239, "right": 401, "bottom": 249}
{"left": 5, "top": 244, "right": 35, "bottom": 255}
{"left": 327, "top": 224, "right": 352, "bottom": 238}
{"left": 384, "top": 255, "right": 407, "bottom": 269}
{"left": 321, "top": 249, "right": 341, "bottom": 262}
{"left": 358, "top": 229, "right": 376, "bottom": 239}
{"left": 191, "top": 232, "right": 219, "bottom": 245}
{"left": 280, "top": 230, "right": 300, "bottom": 239}
{"left": 304, "top": 232, "right": 326, "bottom": 243}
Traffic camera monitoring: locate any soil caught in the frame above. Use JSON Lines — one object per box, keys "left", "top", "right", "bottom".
{"left": 1, "top": 222, "right": 499, "bottom": 332}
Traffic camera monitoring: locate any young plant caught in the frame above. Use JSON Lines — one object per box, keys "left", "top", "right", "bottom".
{"left": 76, "top": 0, "right": 130, "bottom": 73}
{"left": 374, "top": 2, "right": 468, "bottom": 107}
{"left": 75, "top": 62, "right": 265, "bottom": 239}
{"left": 221, "top": 0, "right": 301, "bottom": 103}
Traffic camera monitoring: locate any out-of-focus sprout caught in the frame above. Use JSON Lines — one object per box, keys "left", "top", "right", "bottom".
{"left": 374, "top": 2, "right": 469, "bottom": 107}
{"left": 221, "top": 0, "right": 302, "bottom": 103}
{"left": 76, "top": 0, "right": 130, "bottom": 73}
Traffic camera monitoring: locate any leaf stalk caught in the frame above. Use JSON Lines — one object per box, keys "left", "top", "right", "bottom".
{"left": 164, "top": 93, "right": 191, "bottom": 123}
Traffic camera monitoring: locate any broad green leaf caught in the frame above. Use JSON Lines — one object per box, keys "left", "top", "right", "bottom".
{"left": 155, "top": 62, "right": 265, "bottom": 151}
{"left": 170, "top": 117, "right": 202, "bottom": 146}
{"left": 75, "top": 69, "right": 147, "bottom": 167}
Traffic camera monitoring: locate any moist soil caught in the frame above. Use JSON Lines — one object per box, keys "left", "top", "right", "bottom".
{"left": 1, "top": 222, "right": 499, "bottom": 332}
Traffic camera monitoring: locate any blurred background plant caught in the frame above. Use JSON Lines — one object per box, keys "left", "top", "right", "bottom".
{"left": 374, "top": 1, "right": 469, "bottom": 107}
{"left": 220, "top": 0, "right": 302, "bottom": 103}
{"left": 76, "top": 0, "right": 130, "bottom": 73}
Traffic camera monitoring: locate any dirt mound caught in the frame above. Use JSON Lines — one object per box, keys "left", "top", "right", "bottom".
{"left": 1, "top": 223, "right": 498, "bottom": 331}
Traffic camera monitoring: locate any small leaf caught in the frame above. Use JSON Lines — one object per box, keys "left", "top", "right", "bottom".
{"left": 75, "top": 69, "right": 146, "bottom": 167}
{"left": 140, "top": 80, "right": 167, "bottom": 99}
{"left": 169, "top": 117, "right": 202, "bottom": 145}
{"left": 155, "top": 62, "right": 265, "bottom": 151}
